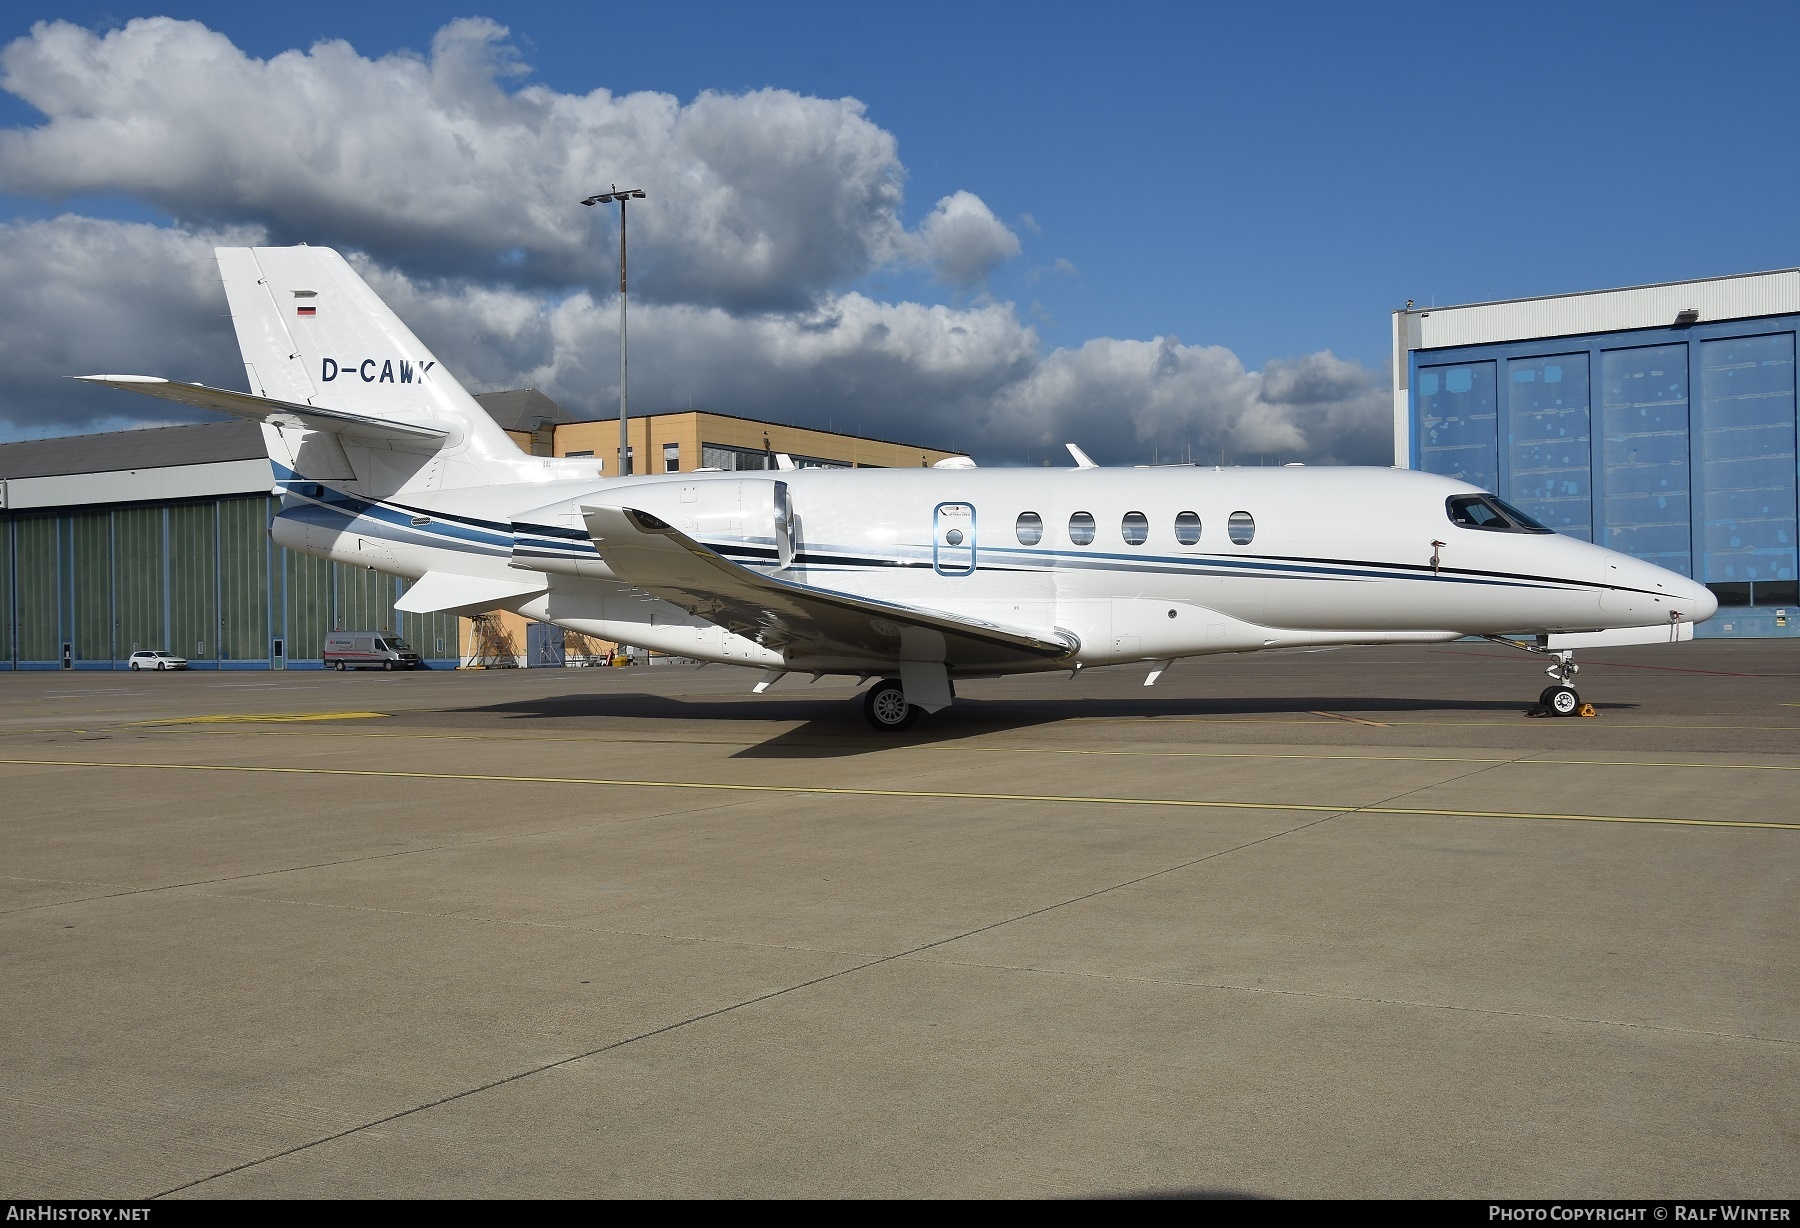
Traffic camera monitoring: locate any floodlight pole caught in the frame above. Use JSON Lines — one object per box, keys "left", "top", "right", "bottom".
{"left": 581, "top": 185, "right": 647, "bottom": 476}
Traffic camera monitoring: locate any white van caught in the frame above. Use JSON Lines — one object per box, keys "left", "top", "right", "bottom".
{"left": 323, "top": 632, "right": 422, "bottom": 671}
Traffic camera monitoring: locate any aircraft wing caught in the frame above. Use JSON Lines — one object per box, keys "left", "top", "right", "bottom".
{"left": 580, "top": 504, "right": 1079, "bottom": 670}
{"left": 395, "top": 570, "right": 549, "bottom": 617}
{"left": 75, "top": 376, "right": 447, "bottom": 445}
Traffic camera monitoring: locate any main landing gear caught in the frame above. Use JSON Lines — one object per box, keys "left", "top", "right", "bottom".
{"left": 863, "top": 678, "right": 919, "bottom": 731}
{"left": 1485, "top": 637, "right": 1584, "bottom": 717}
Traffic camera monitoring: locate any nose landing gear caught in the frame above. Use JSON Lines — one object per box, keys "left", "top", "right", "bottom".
{"left": 1539, "top": 651, "right": 1582, "bottom": 716}
{"left": 1484, "top": 637, "right": 1587, "bottom": 717}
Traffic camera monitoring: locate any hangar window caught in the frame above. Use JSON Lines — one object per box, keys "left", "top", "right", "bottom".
{"left": 1698, "top": 333, "right": 1796, "bottom": 597}
{"left": 1446, "top": 494, "right": 1553, "bottom": 533}
{"left": 1600, "top": 344, "right": 1690, "bottom": 574}
{"left": 1016, "top": 512, "right": 1043, "bottom": 545}
{"left": 1418, "top": 360, "right": 1498, "bottom": 492}
{"left": 1228, "top": 511, "right": 1255, "bottom": 545}
{"left": 1174, "top": 511, "right": 1202, "bottom": 544}
{"left": 1505, "top": 352, "right": 1592, "bottom": 540}
{"left": 1068, "top": 511, "right": 1096, "bottom": 546}
{"left": 1121, "top": 511, "right": 1149, "bottom": 545}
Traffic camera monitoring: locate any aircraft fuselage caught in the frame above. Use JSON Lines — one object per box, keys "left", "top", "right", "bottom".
{"left": 270, "top": 462, "right": 1715, "bottom": 675}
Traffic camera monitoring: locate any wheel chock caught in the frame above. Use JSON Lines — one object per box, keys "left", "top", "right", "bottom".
{"left": 1577, "top": 703, "right": 1598, "bottom": 717}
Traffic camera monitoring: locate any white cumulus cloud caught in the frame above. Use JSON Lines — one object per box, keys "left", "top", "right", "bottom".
{"left": 0, "top": 216, "right": 257, "bottom": 428}
{"left": 917, "top": 190, "right": 1022, "bottom": 286}
{"left": 992, "top": 337, "right": 1389, "bottom": 465}
{"left": 0, "top": 16, "right": 947, "bottom": 309}
{"left": 0, "top": 18, "right": 1390, "bottom": 466}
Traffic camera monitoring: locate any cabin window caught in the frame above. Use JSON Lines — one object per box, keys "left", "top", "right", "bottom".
{"left": 1121, "top": 511, "right": 1149, "bottom": 545}
{"left": 1228, "top": 511, "right": 1256, "bottom": 545}
{"left": 1174, "top": 511, "right": 1201, "bottom": 544}
{"left": 1068, "top": 511, "right": 1096, "bottom": 546}
{"left": 1016, "top": 512, "right": 1044, "bottom": 545}
{"left": 1445, "top": 494, "right": 1553, "bottom": 534}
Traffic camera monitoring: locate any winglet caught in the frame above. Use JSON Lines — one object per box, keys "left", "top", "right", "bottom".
{"left": 1066, "top": 443, "right": 1099, "bottom": 469}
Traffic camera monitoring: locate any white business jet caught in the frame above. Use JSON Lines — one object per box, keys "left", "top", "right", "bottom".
{"left": 80, "top": 246, "right": 1717, "bottom": 729}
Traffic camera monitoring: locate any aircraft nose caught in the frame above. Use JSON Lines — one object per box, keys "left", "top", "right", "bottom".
{"left": 1684, "top": 576, "right": 1719, "bottom": 623}
{"left": 1603, "top": 553, "right": 1718, "bottom": 625}
{"left": 1651, "top": 564, "right": 1717, "bottom": 624}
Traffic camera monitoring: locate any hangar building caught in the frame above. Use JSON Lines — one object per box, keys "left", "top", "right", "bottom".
{"left": 1393, "top": 268, "right": 1799, "bottom": 638}
{"left": 0, "top": 394, "right": 955, "bottom": 670}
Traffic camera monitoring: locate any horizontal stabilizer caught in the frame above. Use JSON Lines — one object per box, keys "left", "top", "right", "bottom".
{"left": 395, "top": 570, "right": 548, "bottom": 616}
{"left": 1544, "top": 622, "right": 1695, "bottom": 650}
{"left": 580, "top": 503, "right": 1078, "bottom": 670}
{"left": 75, "top": 376, "right": 447, "bottom": 444}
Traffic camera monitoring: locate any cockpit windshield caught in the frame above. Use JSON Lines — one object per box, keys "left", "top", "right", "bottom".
{"left": 1445, "top": 494, "right": 1553, "bottom": 534}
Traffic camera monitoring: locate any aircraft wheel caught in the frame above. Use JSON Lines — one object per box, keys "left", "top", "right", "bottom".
{"left": 1546, "top": 685, "right": 1580, "bottom": 717}
{"left": 863, "top": 679, "right": 918, "bottom": 732}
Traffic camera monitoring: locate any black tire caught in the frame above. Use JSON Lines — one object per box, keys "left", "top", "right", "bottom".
{"left": 333, "top": 660, "right": 346, "bottom": 671}
{"left": 863, "top": 679, "right": 918, "bottom": 731}
{"left": 382, "top": 661, "right": 393, "bottom": 672}
{"left": 129, "top": 662, "right": 139, "bottom": 671}
{"left": 1546, "top": 685, "right": 1580, "bottom": 717}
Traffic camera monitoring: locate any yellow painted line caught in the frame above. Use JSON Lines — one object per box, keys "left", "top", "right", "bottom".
{"left": 1082, "top": 716, "right": 1800, "bottom": 731}
{"left": 1309, "top": 710, "right": 1391, "bottom": 727}
{"left": 133, "top": 712, "right": 390, "bottom": 725}
{"left": 23, "top": 724, "right": 1800, "bottom": 773}
{"left": 0, "top": 757, "right": 1794, "bottom": 832}
{"left": 944, "top": 746, "right": 1800, "bottom": 773}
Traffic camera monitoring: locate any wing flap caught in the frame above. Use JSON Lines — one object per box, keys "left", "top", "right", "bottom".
{"left": 76, "top": 376, "right": 446, "bottom": 445}
{"left": 581, "top": 504, "right": 1077, "bottom": 668}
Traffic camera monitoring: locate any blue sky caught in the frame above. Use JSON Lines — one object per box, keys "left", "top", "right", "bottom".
{"left": 1, "top": 2, "right": 1796, "bottom": 457}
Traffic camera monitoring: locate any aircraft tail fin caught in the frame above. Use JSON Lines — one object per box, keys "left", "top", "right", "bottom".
{"left": 213, "top": 246, "right": 549, "bottom": 493}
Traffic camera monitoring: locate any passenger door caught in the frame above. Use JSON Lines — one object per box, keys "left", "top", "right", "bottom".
{"left": 933, "top": 502, "right": 975, "bottom": 577}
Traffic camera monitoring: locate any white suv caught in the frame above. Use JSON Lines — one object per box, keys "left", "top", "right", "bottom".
{"left": 128, "top": 650, "right": 189, "bottom": 671}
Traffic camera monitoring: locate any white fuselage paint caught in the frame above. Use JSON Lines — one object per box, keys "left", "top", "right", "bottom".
{"left": 268, "top": 463, "right": 1717, "bottom": 676}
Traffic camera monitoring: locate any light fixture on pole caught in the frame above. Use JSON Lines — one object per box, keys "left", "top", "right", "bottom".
{"left": 581, "top": 185, "right": 647, "bottom": 475}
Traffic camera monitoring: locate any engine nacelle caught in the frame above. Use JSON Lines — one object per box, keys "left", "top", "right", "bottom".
{"left": 512, "top": 476, "right": 792, "bottom": 579}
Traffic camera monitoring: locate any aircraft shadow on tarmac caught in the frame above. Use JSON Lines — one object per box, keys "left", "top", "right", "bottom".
{"left": 461, "top": 691, "right": 1633, "bottom": 759}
